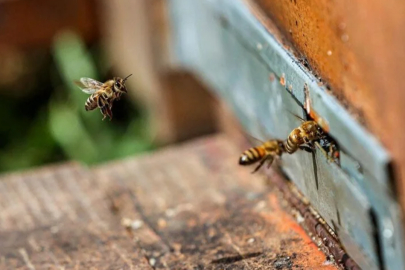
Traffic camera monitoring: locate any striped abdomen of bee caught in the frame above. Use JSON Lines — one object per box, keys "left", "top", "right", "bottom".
{"left": 84, "top": 94, "right": 99, "bottom": 111}
{"left": 84, "top": 92, "right": 111, "bottom": 111}
{"left": 85, "top": 91, "right": 115, "bottom": 120}
{"left": 285, "top": 121, "right": 324, "bottom": 154}
{"left": 239, "top": 140, "right": 285, "bottom": 173}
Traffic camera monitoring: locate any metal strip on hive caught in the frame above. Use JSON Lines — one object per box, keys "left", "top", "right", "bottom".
{"left": 167, "top": 0, "right": 405, "bottom": 269}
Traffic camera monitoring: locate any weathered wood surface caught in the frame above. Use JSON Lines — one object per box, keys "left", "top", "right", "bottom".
{"left": 0, "top": 135, "right": 336, "bottom": 269}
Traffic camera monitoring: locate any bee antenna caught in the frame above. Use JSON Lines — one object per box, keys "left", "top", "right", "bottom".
{"left": 287, "top": 110, "right": 305, "bottom": 122}
{"left": 123, "top": 74, "right": 133, "bottom": 81}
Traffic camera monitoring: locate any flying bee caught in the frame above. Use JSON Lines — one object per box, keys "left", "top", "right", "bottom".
{"left": 239, "top": 138, "right": 285, "bottom": 173}
{"left": 74, "top": 74, "right": 132, "bottom": 120}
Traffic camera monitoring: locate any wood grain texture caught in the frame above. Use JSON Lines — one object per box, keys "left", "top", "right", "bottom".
{"left": 0, "top": 135, "right": 336, "bottom": 269}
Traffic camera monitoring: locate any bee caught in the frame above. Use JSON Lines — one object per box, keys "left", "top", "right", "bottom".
{"left": 285, "top": 114, "right": 325, "bottom": 154}
{"left": 74, "top": 74, "right": 132, "bottom": 120}
{"left": 239, "top": 138, "right": 285, "bottom": 173}
{"left": 319, "top": 137, "right": 340, "bottom": 164}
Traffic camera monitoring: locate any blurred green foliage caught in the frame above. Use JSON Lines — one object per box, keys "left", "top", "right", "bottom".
{"left": 0, "top": 31, "right": 154, "bottom": 172}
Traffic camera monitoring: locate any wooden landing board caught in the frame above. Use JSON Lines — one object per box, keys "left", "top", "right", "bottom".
{"left": 0, "top": 135, "right": 336, "bottom": 269}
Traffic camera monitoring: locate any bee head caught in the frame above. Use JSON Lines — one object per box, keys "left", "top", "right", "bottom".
{"left": 113, "top": 74, "right": 132, "bottom": 93}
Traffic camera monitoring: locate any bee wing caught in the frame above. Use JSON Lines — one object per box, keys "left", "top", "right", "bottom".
{"left": 73, "top": 81, "right": 96, "bottom": 94}
{"left": 80, "top": 77, "right": 103, "bottom": 88}
{"left": 74, "top": 78, "right": 103, "bottom": 94}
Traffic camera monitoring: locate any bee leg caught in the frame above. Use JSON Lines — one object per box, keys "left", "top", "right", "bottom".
{"left": 98, "top": 96, "right": 108, "bottom": 121}
{"left": 251, "top": 158, "right": 267, "bottom": 174}
{"left": 299, "top": 145, "right": 314, "bottom": 153}
{"left": 267, "top": 156, "right": 275, "bottom": 169}
{"left": 100, "top": 106, "right": 108, "bottom": 121}
{"left": 106, "top": 106, "right": 113, "bottom": 121}
{"left": 329, "top": 143, "right": 339, "bottom": 162}
{"left": 329, "top": 143, "right": 338, "bottom": 156}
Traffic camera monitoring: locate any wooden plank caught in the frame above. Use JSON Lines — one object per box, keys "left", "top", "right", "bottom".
{"left": 0, "top": 135, "right": 337, "bottom": 269}
{"left": 0, "top": 163, "right": 154, "bottom": 269}
{"left": 92, "top": 135, "right": 336, "bottom": 269}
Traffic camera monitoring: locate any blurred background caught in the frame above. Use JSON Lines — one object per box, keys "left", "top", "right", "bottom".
{"left": 0, "top": 0, "right": 219, "bottom": 173}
